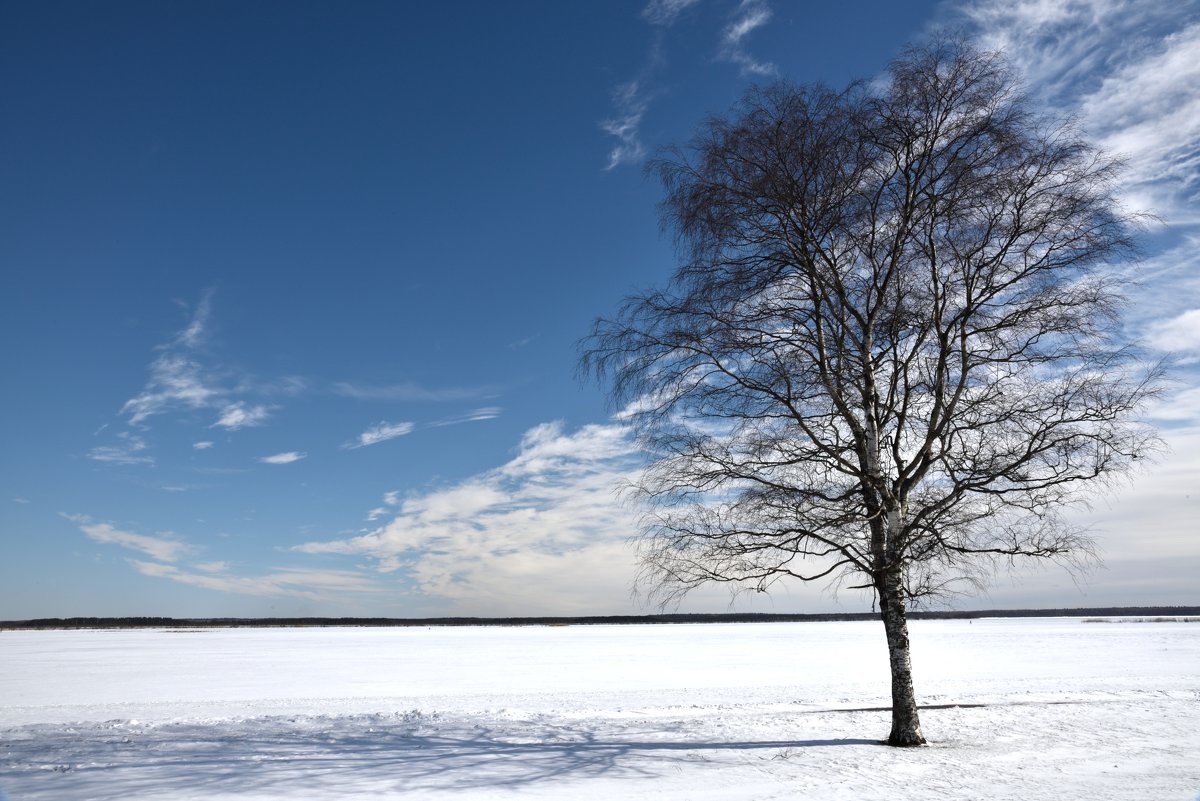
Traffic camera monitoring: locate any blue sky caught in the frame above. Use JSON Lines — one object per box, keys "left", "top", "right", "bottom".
{"left": 3, "top": 0, "right": 1197, "bottom": 618}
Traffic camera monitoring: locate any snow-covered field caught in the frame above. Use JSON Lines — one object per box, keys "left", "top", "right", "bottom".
{"left": 1, "top": 618, "right": 1197, "bottom": 800}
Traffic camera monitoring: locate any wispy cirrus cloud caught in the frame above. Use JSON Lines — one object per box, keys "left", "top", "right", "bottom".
{"left": 953, "top": 0, "right": 1200, "bottom": 224}
{"left": 1144, "top": 386, "right": 1200, "bottom": 423}
{"left": 642, "top": 0, "right": 701, "bottom": 26}
{"left": 1078, "top": 21, "right": 1200, "bottom": 223}
{"left": 76, "top": 520, "right": 193, "bottom": 563}
{"left": 128, "top": 560, "right": 381, "bottom": 601}
{"left": 259, "top": 451, "right": 306, "bottom": 465}
{"left": 431, "top": 407, "right": 502, "bottom": 427}
{"left": 949, "top": 0, "right": 1200, "bottom": 458}
{"left": 69, "top": 512, "right": 380, "bottom": 601}
{"left": 95, "top": 292, "right": 300, "bottom": 470}
{"left": 296, "top": 420, "right": 644, "bottom": 615}
{"left": 66, "top": 511, "right": 380, "bottom": 602}
{"left": 88, "top": 432, "right": 154, "bottom": 466}
{"left": 366, "top": 489, "right": 402, "bottom": 521}
{"left": 601, "top": 0, "right": 693, "bottom": 171}
{"left": 719, "top": 0, "right": 776, "bottom": 76}
{"left": 602, "top": 0, "right": 778, "bottom": 170}
{"left": 173, "top": 290, "right": 213, "bottom": 349}
{"left": 1146, "top": 309, "right": 1200, "bottom": 358}
{"left": 122, "top": 352, "right": 224, "bottom": 428}
{"left": 948, "top": 0, "right": 1200, "bottom": 582}
{"left": 212, "top": 402, "right": 272, "bottom": 431}
{"left": 602, "top": 80, "right": 652, "bottom": 171}
{"left": 121, "top": 292, "right": 224, "bottom": 428}
{"left": 346, "top": 421, "right": 415, "bottom": 449}
{"left": 345, "top": 408, "right": 500, "bottom": 450}
{"left": 332, "top": 381, "right": 496, "bottom": 403}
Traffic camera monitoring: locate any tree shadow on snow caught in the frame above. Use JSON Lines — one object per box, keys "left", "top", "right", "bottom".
{"left": 0, "top": 715, "right": 878, "bottom": 799}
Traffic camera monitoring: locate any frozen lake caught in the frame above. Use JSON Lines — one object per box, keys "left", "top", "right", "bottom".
{"left": 2, "top": 618, "right": 1198, "bottom": 799}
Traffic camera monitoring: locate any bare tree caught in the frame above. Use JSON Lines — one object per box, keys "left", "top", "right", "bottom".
{"left": 584, "top": 38, "right": 1161, "bottom": 746}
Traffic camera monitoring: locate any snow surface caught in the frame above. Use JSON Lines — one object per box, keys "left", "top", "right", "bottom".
{"left": 1, "top": 618, "right": 1197, "bottom": 800}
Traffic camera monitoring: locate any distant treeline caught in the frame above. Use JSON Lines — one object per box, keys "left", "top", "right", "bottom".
{"left": 3, "top": 607, "right": 1199, "bottom": 630}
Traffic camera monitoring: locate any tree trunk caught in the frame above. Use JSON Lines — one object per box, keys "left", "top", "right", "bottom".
{"left": 879, "top": 571, "right": 926, "bottom": 746}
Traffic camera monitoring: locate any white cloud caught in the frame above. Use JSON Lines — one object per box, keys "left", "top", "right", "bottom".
{"left": 719, "top": 0, "right": 776, "bottom": 77}
{"left": 259, "top": 451, "right": 306, "bottom": 465}
{"left": 1146, "top": 309, "right": 1200, "bottom": 356}
{"left": 642, "top": 0, "right": 700, "bottom": 26}
{"left": 1121, "top": 237, "right": 1200, "bottom": 323}
{"left": 602, "top": 80, "right": 651, "bottom": 171}
{"left": 955, "top": 0, "right": 1200, "bottom": 224}
{"left": 88, "top": 433, "right": 154, "bottom": 466}
{"left": 332, "top": 381, "right": 494, "bottom": 402}
{"left": 213, "top": 402, "right": 271, "bottom": 430}
{"left": 173, "top": 289, "right": 213, "bottom": 349}
{"left": 366, "top": 507, "right": 388, "bottom": 522}
{"left": 1144, "top": 386, "right": 1200, "bottom": 423}
{"left": 295, "top": 420, "right": 644, "bottom": 615}
{"left": 121, "top": 352, "right": 223, "bottom": 427}
{"left": 1078, "top": 22, "right": 1200, "bottom": 222}
{"left": 128, "top": 560, "right": 380, "bottom": 601}
{"left": 396, "top": 480, "right": 509, "bottom": 523}
{"left": 431, "top": 407, "right": 502, "bottom": 427}
{"left": 99, "top": 294, "right": 295, "bottom": 466}
{"left": 956, "top": 0, "right": 1196, "bottom": 103}
{"left": 120, "top": 292, "right": 227, "bottom": 431}
{"left": 87, "top": 446, "right": 153, "bottom": 466}
{"left": 80, "top": 522, "right": 192, "bottom": 562}
{"left": 382, "top": 490, "right": 401, "bottom": 506}
{"left": 604, "top": 0, "right": 779, "bottom": 171}
{"left": 12, "top": 497, "right": 30, "bottom": 504}
{"left": 346, "top": 421, "right": 416, "bottom": 449}
{"left": 194, "top": 560, "right": 230, "bottom": 573}
{"left": 951, "top": 0, "right": 1200, "bottom": 448}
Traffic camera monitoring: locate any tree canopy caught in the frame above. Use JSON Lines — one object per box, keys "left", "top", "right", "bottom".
{"left": 585, "top": 37, "right": 1161, "bottom": 746}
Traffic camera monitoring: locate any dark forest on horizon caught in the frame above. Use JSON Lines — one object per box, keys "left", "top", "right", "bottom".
{"left": 4, "top": 607, "right": 1199, "bottom": 630}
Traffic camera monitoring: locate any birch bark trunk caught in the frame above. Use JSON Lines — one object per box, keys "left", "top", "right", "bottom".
{"left": 879, "top": 569, "right": 926, "bottom": 746}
